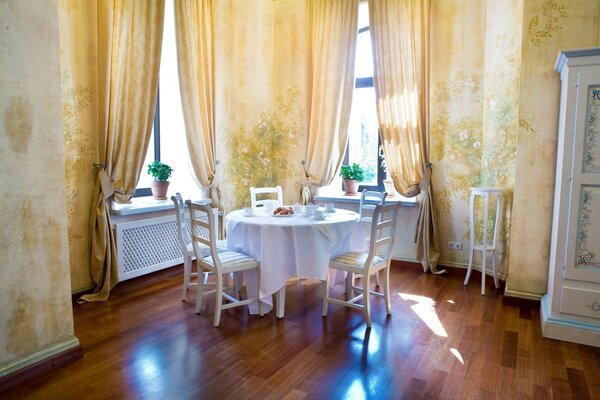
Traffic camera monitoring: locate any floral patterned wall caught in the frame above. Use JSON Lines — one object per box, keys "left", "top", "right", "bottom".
{"left": 508, "top": 0, "right": 600, "bottom": 297}
{"left": 215, "top": 0, "right": 307, "bottom": 212}
{"left": 428, "top": 0, "right": 600, "bottom": 298}
{"left": 429, "top": 0, "right": 487, "bottom": 266}
{"left": 226, "top": 86, "right": 303, "bottom": 209}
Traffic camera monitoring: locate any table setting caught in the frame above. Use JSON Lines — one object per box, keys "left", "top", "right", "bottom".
{"left": 224, "top": 203, "right": 366, "bottom": 317}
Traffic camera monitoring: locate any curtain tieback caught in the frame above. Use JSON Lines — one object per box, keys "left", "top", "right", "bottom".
{"left": 98, "top": 170, "right": 114, "bottom": 200}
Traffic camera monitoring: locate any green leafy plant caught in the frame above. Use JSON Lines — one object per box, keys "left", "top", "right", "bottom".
{"left": 147, "top": 161, "right": 173, "bottom": 182}
{"left": 340, "top": 163, "right": 365, "bottom": 182}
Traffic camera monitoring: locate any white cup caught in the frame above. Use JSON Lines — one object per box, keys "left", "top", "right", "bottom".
{"left": 313, "top": 210, "right": 325, "bottom": 220}
{"left": 292, "top": 203, "right": 302, "bottom": 214}
{"left": 263, "top": 200, "right": 277, "bottom": 214}
{"left": 304, "top": 204, "right": 318, "bottom": 217}
{"left": 325, "top": 203, "right": 335, "bottom": 212}
{"left": 243, "top": 207, "right": 254, "bottom": 217}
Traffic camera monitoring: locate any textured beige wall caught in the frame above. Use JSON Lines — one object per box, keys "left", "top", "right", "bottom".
{"left": 0, "top": 0, "right": 78, "bottom": 375}
{"left": 216, "top": 0, "right": 307, "bottom": 211}
{"left": 507, "top": 0, "right": 600, "bottom": 297}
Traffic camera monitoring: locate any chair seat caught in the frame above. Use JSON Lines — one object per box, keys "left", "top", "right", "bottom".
{"left": 472, "top": 243, "right": 497, "bottom": 252}
{"left": 330, "top": 252, "right": 385, "bottom": 274}
{"left": 201, "top": 251, "right": 259, "bottom": 273}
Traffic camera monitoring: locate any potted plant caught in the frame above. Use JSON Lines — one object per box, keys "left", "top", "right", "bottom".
{"left": 147, "top": 161, "right": 173, "bottom": 200}
{"left": 340, "top": 163, "right": 364, "bottom": 195}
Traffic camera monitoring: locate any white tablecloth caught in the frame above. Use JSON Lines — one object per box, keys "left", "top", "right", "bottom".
{"left": 225, "top": 208, "right": 365, "bottom": 315}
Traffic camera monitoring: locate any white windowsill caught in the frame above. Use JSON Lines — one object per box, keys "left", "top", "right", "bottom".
{"left": 110, "top": 196, "right": 211, "bottom": 216}
{"left": 314, "top": 191, "right": 417, "bottom": 207}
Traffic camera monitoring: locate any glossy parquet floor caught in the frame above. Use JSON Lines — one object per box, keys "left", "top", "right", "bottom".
{"left": 4, "top": 262, "right": 600, "bottom": 399}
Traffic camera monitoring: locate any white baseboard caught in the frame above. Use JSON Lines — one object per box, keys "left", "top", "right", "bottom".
{"left": 503, "top": 288, "right": 542, "bottom": 301}
{"left": 540, "top": 295, "right": 600, "bottom": 347}
{"left": 0, "top": 337, "right": 80, "bottom": 377}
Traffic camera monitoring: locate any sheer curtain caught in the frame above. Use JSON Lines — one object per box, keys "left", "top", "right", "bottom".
{"left": 173, "top": 0, "right": 222, "bottom": 211}
{"left": 302, "top": 0, "right": 359, "bottom": 204}
{"left": 369, "top": 0, "right": 443, "bottom": 274}
{"left": 81, "top": 0, "right": 165, "bottom": 302}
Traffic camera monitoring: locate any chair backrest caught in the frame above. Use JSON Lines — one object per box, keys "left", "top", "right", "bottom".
{"left": 186, "top": 200, "right": 221, "bottom": 272}
{"left": 172, "top": 193, "right": 219, "bottom": 252}
{"left": 171, "top": 193, "right": 191, "bottom": 252}
{"left": 250, "top": 186, "right": 283, "bottom": 208}
{"left": 359, "top": 189, "right": 388, "bottom": 223}
{"left": 364, "top": 203, "right": 400, "bottom": 270}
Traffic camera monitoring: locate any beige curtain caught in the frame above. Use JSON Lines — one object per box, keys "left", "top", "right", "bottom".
{"left": 174, "top": 0, "right": 222, "bottom": 211}
{"left": 80, "top": 0, "right": 165, "bottom": 302}
{"left": 58, "top": 0, "right": 99, "bottom": 293}
{"left": 302, "top": 0, "right": 359, "bottom": 204}
{"left": 369, "top": 0, "right": 443, "bottom": 274}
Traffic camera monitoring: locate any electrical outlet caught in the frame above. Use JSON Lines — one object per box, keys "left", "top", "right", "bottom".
{"left": 448, "top": 241, "right": 463, "bottom": 251}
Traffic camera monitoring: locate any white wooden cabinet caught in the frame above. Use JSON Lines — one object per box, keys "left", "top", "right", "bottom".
{"left": 541, "top": 48, "right": 600, "bottom": 347}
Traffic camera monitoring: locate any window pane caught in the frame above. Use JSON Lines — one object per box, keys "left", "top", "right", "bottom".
{"left": 135, "top": 0, "right": 202, "bottom": 200}
{"left": 347, "top": 87, "right": 379, "bottom": 186}
{"left": 137, "top": 127, "right": 155, "bottom": 189}
{"left": 159, "top": 0, "right": 202, "bottom": 199}
{"left": 354, "top": 30, "right": 373, "bottom": 79}
{"left": 357, "top": 1, "right": 369, "bottom": 31}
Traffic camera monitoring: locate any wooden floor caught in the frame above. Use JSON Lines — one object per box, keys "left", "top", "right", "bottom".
{"left": 4, "top": 261, "right": 600, "bottom": 399}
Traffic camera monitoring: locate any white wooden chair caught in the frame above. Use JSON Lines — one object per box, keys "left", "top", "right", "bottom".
{"left": 186, "top": 200, "right": 262, "bottom": 327}
{"left": 250, "top": 186, "right": 283, "bottom": 209}
{"left": 171, "top": 193, "right": 226, "bottom": 302}
{"left": 346, "top": 189, "right": 388, "bottom": 291}
{"left": 323, "top": 203, "right": 399, "bottom": 327}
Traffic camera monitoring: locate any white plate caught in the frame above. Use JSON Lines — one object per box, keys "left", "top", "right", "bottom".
{"left": 272, "top": 213, "right": 294, "bottom": 217}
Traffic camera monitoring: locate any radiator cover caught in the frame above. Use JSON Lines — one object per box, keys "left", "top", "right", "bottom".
{"left": 115, "top": 215, "right": 184, "bottom": 281}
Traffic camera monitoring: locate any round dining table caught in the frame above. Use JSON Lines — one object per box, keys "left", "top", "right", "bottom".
{"left": 225, "top": 207, "right": 365, "bottom": 317}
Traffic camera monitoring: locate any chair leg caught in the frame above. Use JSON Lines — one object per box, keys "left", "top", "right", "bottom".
{"left": 364, "top": 273, "right": 371, "bottom": 327}
{"left": 322, "top": 269, "right": 331, "bottom": 317}
{"left": 195, "top": 267, "right": 206, "bottom": 314}
{"left": 235, "top": 272, "right": 243, "bottom": 295}
{"left": 481, "top": 252, "right": 487, "bottom": 296}
{"left": 182, "top": 255, "right": 191, "bottom": 301}
{"left": 345, "top": 272, "right": 353, "bottom": 296}
{"left": 464, "top": 248, "right": 474, "bottom": 285}
{"left": 256, "top": 268, "right": 263, "bottom": 317}
{"left": 491, "top": 250, "right": 499, "bottom": 288}
{"left": 384, "top": 266, "right": 391, "bottom": 315}
{"left": 213, "top": 273, "right": 223, "bottom": 327}
{"left": 375, "top": 270, "right": 381, "bottom": 288}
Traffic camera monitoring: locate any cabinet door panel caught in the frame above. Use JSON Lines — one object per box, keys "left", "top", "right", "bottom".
{"left": 565, "top": 72, "right": 600, "bottom": 282}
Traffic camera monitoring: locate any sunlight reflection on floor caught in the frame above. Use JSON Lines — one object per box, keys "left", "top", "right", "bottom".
{"left": 450, "top": 348, "right": 465, "bottom": 364}
{"left": 131, "top": 349, "right": 165, "bottom": 393}
{"left": 398, "top": 293, "right": 448, "bottom": 337}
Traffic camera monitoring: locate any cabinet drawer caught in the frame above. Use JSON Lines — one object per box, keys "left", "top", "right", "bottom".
{"left": 560, "top": 287, "right": 600, "bottom": 319}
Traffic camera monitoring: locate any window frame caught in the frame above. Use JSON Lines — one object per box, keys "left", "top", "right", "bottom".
{"left": 134, "top": 87, "right": 161, "bottom": 197}
{"left": 344, "top": 25, "right": 385, "bottom": 193}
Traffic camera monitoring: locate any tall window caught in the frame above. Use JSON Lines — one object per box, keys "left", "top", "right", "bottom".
{"left": 135, "top": 1, "right": 203, "bottom": 200}
{"left": 345, "top": 1, "right": 384, "bottom": 191}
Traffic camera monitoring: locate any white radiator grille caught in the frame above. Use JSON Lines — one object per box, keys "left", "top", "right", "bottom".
{"left": 121, "top": 220, "right": 182, "bottom": 274}
{"left": 115, "top": 215, "right": 184, "bottom": 281}
{"left": 114, "top": 209, "right": 218, "bottom": 282}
